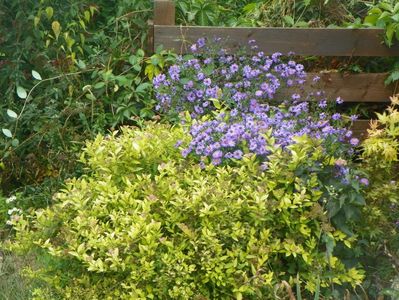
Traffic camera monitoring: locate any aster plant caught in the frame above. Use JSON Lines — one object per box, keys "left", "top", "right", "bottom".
{"left": 154, "top": 38, "right": 359, "bottom": 167}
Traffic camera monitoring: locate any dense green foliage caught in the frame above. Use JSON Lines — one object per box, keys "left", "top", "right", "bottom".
{"left": 358, "top": 95, "right": 399, "bottom": 298}
{"left": 175, "top": 0, "right": 369, "bottom": 27}
{"left": 1, "top": 1, "right": 398, "bottom": 299}
{"left": 9, "top": 123, "right": 366, "bottom": 299}
{"left": 0, "top": 0, "right": 175, "bottom": 192}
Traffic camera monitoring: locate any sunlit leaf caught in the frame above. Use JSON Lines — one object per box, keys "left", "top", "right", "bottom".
{"left": 7, "top": 109, "right": 18, "bottom": 119}
{"left": 52, "top": 21, "right": 61, "bottom": 40}
{"left": 16, "top": 86, "right": 27, "bottom": 99}
{"left": 46, "top": 6, "right": 54, "bottom": 19}
{"left": 2, "top": 128, "right": 12, "bottom": 138}
{"left": 32, "top": 70, "right": 42, "bottom": 80}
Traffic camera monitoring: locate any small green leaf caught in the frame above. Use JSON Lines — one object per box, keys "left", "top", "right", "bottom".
{"left": 94, "top": 82, "right": 105, "bottom": 89}
{"left": 210, "top": 98, "right": 221, "bottom": 109}
{"left": 34, "top": 16, "right": 40, "bottom": 27}
{"left": 2, "top": 128, "right": 12, "bottom": 138}
{"left": 16, "top": 86, "right": 27, "bottom": 99}
{"left": 32, "top": 70, "right": 42, "bottom": 80}
{"left": 283, "top": 15, "right": 294, "bottom": 26}
{"left": 52, "top": 21, "right": 61, "bottom": 40}
{"left": 7, "top": 109, "right": 18, "bottom": 119}
{"left": 11, "top": 139, "right": 19, "bottom": 147}
{"left": 77, "top": 60, "right": 86, "bottom": 69}
{"left": 379, "top": 2, "right": 393, "bottom": 12}
{"left": 45, "top": 6, "right": 54, "bottom": 19}
{"left": 136, "top": 83, "right": 151, "bottom": 93}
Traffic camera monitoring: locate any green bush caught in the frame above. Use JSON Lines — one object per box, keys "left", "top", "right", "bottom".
{"left": 8, "top": 123, "right": 365, "bottom": 299}
{"left": 357, "top": 95, "right": 399, "bottom": 298}
{"left": 0, "top": 0, "right": 176, "bottom": 192}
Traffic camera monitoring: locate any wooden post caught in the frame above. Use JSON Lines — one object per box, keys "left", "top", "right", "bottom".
{"left": 154, "top": 0, "right": 175, "bottom": 25}
{"left": 148, "top": 0, "right": 175, "bottom": 53}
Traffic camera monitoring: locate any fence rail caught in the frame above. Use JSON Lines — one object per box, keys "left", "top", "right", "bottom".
{"left": 154, "top": 25, "right": 399, "bottom": 57}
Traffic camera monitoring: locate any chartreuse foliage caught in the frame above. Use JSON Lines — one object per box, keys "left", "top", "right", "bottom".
{"left": 357, "top": 95, "right": 399, "bottom": 298}
{"left": 9, "top": 123, "right": 364, "bottom": 299}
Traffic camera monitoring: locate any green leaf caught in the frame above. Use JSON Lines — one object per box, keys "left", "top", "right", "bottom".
{"left": 391, "top": 13, "right": 399, "bottom": 22}
{"left": 94, "top": 82, "right": 105, "bottom": 89}
{"left": 16, "top": 86, "right": 27, "bottom": 99}
{"left": 386, "top": 23, "right": 395, "bottom": 46}
{"left": 136, "top": 83, "right": 151, "bottom": 93}
{"left": 11, "top": 139, "right": 19, "bottom": 147}
{"left": 136, "top": 49, "right": 145, "bottom": 58}
{"left": 196, "top": 9, "right": 210, "bottom": 26}
{"left": 2, "top": 128, "right": 12, "bottom": 138}
{"left": 77, "top": 60, "right": 86, "bottom": 69}
{"left": 379, "top": 2, "right": 393, "bottom": 12}
{"left": 7, "top": 109, "right": 18, "bottom": 119}
{"left": 385, "top": 70, "right": 399, "bottom": 85}
{"left": 210, "top": 98, "right": 221, "bottom": 109}
{"left": 34, "top": 16, "right": 40, "bottom": 27}
{"left": 322, "top": 233, "right": 335, "bottom": 258}
{"left": 283, "top": 15, "right": 294, "bottom": 26}
{"left": 128, "top": 55, "right": 138, "bottom": 66}
{"left": 368, "top": 7, "right": 382, "bottom": 15}
{"left": 32, "top": 70, "right": 42, "bottom": 80}
{"left": 52, "top": 21, "right": 61, "bottom": 40}
{"left": 45, "top": 6, "right": 54, "bottom": 19}
{"left": 364, "top": 14, "right": 378, "bottom": 25}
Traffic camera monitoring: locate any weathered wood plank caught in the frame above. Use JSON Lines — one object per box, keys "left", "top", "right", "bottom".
{"left": 278, "top": 72, "right": 395, "bottom": 103}
{"left": 154, "top": 0, "right": 175, "bottom": 26}
{"left": 351, "top": 120, "right": 370, "bottom": 140}
{"left": 154, "top": 26, "right": 399, "bottom": 56}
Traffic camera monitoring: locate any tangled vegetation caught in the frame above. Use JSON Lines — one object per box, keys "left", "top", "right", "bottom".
{"left": 0, "top": 0, "right": 398, "bottom": 299}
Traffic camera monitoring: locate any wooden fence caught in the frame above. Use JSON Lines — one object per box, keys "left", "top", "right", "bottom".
{"left": 150, "top": 0, "right": 399, "bottom": 138}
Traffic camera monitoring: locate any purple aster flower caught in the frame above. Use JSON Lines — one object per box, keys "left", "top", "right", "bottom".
{"left": 332, "top": 113, "right": 341, "bottom": 120}
{"left": 292, "top": 94, "right": 300, "bottom": 101}
{"left": 319, "top": 100, "right": 327, "bottom": 108}
{"left": 350, "top": 138, "right": 359, "bottom": 146}
{"left": 195, "top": 90, "right": 204, "bottom": 98}
{"left": 336, "top": 97, "right": 344, "bottom": 104}
{"left": 350, "top": 115, "right": 358, "bottom": 121}
{"left": 255, "top": 90, "right": 263, "bottom": 97}
{"left": 203, "top": 78, "right": 212, "bottom": 86}
{"left": 212, "top": 158, "right": 222, "bottom": 165}
{"left": 174, "top": 140, "right": 183, "bottom": 148}
{"left": 313, "top": 76, "right": 321, "bottom": 82}
{"left": 212, "top": 150, "right": 223, "bottom": 159}
{"left": 197, "top": 38, "right": 206, "bottom": 48}
{"left": 232, "top": 150, "right": 243, "bottom": 159}
{"left": 359, "top": 178, "right": 369, "bottom": 186}
{"left": 187, "top": 92, "right": 196, "bottom": 102}
{"left": 190, "top": 44, "right": 198, "bottom": 52}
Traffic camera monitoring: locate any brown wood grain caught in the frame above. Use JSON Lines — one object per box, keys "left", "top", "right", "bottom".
{"left": 351, "top": 120, "right": 370, "bottom": 140}
{"left": 154, "top": 26, "right": 399, "bottom": 56}
{"left": 154, "top": 0, "right": 175, "bottom": 26}
{"left": 278, "top": 72, "right": 395, "bottom": 103}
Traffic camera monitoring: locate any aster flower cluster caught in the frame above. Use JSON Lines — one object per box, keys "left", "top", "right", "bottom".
{"left": 183, "top": 99, "right": 354, "bottom": 166}
{"left": 154, "top": 38, "right": 358, "bottom": 166}
{"left": 154, "top": 38, "right": 308, "bottom": 118}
